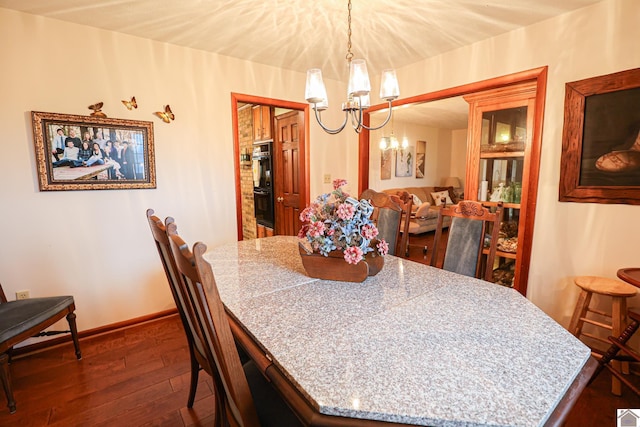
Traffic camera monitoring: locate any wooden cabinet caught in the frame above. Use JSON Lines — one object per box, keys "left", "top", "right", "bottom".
{"left": 256, "top": 224, "right": 274, "bottom": 238}
{"left": 464, "top": 81, "right": 542, "bottom": 296}
{"left": 252, "top": 105, "right": 273, "bottom": 141}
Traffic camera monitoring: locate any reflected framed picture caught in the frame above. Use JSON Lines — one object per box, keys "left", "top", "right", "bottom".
{"left": 395, "top": 146, "right": 413, "bottom": 177}
{"left": 415, "top": 140, "right": 426, "bottom": 178}
{"left": 32, "top": 111, "right": 156, "bottom": 191}
{"left": 559, "top": 68, "right": 640, "bottom": 205}
{"left": 380, "top": 149, "right": 391, "bottom": 180}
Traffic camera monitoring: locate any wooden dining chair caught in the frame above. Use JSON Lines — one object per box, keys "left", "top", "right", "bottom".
{"left": 0, "top": 283, "right": 81, "bottom": 414}
{"left": 359, "top": 189, "right": 412, "bottom": 257}
{"left": 166, "top": 224, "right": 303, "bottom": 427}
{"left": 431, "top": 200, "right": 503, "bottom": 282}
{"left": 146, "top": 209, "right": 212, "bottom": 409}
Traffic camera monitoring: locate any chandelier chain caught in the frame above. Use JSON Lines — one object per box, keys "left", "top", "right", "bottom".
{"left": 345, "top": 0, "right": 353, "bottom": 62}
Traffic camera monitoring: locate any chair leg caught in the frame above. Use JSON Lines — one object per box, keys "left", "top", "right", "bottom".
{"left": 66, "top": 311, "right": 82, "bottom": 360}
{"left": 568, "top": 290, "right": 592, "bottom": 337}
{"left": 0, "top": 353, "right": 15, "bottom": 414}
{"left": 589, "top": 317, "right": 640, "bottom": 388}
{"left": 186, "top": 347, "right": 199, "bottom": 408}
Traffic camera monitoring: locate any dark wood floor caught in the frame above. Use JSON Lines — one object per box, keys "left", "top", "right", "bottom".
{"left": 0, "top": 315, "right": 218, "bottom": 426}
{"left": 1, "top": 235, "right": 638, "bottom": 426}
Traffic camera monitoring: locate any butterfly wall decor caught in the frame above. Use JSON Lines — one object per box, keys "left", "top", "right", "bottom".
{"left": 155, "top": 105, "right": 175, "bottom": 123}
{"left": 88, "top": 102, "right": 107, "bottom": 118}
{"left": 121, "top": 96, "right": 137, "bottom": 110}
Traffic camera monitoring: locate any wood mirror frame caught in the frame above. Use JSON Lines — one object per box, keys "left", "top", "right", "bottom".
{"left": 357, "top": 66, "right": 548, "bottom": 296}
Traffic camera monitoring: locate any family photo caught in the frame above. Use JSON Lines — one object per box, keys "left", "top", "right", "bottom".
{"left": 32, "top": 111, "right": 156, "bottom": 191}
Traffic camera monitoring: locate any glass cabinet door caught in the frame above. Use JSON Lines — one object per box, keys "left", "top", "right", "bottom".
{"left": 464, "top": 76, "right": 543, "bottom": 296}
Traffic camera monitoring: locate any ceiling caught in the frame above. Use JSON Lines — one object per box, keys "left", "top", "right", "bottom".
{"left": 0, "top": 0, "right": 600, "bottom": 127}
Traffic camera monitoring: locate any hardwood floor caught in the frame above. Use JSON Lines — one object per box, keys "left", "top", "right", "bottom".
{"left": 1, "top": 243, "right": 639, "bottom": 426}
{"left": 0, "top": 315, "right": 218, "bottom": 426}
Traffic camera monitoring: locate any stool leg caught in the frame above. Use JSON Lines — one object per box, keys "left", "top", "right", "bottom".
{"left": 611, "top": 296, "right": 627, "bottom": 396}
{"left": 569, "top": 290, "right": 592, "bottom": 337}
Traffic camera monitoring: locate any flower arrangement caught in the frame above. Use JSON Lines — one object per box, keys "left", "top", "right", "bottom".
{"left": 298, "top": 179, "right": 389, "bottom": 265}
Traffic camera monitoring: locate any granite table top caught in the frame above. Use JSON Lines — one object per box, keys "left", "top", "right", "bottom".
{"left": 203, "top": 236, "right": 591, "bottom": 427}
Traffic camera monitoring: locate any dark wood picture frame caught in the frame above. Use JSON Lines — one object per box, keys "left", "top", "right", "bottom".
{"left": 32, "top": 111, "right": 156, "bottom": 191}
{"left": 559, "top": 68, "right": 640, "bottom": 205}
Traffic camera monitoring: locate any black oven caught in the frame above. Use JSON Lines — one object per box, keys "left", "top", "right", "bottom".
{"left": 253, "top": 188, "right": 274, "bottom": 228}
{"left": 253, "top": 141, "right": 274, "bottom": 228}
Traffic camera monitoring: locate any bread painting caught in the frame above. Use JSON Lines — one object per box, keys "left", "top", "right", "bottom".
{"left": 595, "top": 150, "right": 640, "bottom": 172}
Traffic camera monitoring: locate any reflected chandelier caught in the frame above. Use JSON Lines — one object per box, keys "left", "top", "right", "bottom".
{"left": 304, "top": 0, "right": 400, "bottom": 135}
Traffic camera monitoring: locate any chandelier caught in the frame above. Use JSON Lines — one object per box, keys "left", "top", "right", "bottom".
{"left": 379, "top": 110, "right": 408, "bottom": 151}
{"left": 304, "top": 0, "right": 400, "bottom": 135}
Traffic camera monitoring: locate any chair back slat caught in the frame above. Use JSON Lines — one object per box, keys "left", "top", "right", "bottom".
{"left": 145, "top": 210, "right": 210, "bottom": 361}
{"left": 431, "top": 200, "right": 503, "bottom": 282}
{"left": 359, "top": 189, "right": 412, "bottom": 257}
{"left": 167, "top": 224, "right": 260, "bottom": 427}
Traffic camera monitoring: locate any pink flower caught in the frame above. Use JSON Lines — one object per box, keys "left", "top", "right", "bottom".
{"left": 337, "top": 203, "right": 355, "bottom": 220}
{"left": 308, "top": 221, "right": 325, "bottom": 238}
{"left": 299, "top": 207, "right": 313, "bottom": 222}
{"left": 361, "top": 224, "right": 378, "bottom": 240}
{"left": 376, "top": 239, "right": 389, "bottom": 256}
{"left": 343, "top": 246, "right": 364, "bottom": 265}
{"left": 333, "top": 178, "right": 347, "bottom": 190}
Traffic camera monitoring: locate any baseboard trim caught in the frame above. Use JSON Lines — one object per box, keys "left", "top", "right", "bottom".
{"left": 12, "top": 308, "right": 179, "bottom": 357}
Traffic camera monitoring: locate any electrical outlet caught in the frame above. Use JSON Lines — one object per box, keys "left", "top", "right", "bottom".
{"left": 323, "top": 174, "right": 331, "bottom": 184}
{"left": 16, "top": 290, "right": 30, "bottom": 300}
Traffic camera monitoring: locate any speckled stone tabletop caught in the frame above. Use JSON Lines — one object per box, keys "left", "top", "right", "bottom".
{"left": 204, "top": 236, "right": 591, "bottom": 427}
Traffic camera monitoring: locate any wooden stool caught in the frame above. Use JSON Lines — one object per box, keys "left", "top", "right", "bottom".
{"left": 568, "top": 276, "right": 638, "bottom": 395}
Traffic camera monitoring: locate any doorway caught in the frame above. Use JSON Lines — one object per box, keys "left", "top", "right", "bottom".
{"left": 231, "top": 93, "right": 310, "bottom": 241}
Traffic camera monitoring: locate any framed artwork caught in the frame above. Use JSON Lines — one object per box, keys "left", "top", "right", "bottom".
{"left": 32, "top": 111, "right": 156, "bottom": 191}
{"left": 380, "top": 149, "right": 391, "bottom": 180}
{"left": 559, "top": 68, "right": 640, "bottom": 205}
{"left": 395, "top": 146, "right": 413, "bottom": 177}
{"left": 415, "top": 140, "right": 426, "bottom": 178}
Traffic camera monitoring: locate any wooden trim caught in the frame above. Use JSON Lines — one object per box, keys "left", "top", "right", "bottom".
{"left": 230, "top": 93, "right": 310, "bottom": 241}
{"left": 361, "top": 67, "right": 547, "bottom": 296}
{"left": 359, "top": 67, "right": 547, "bottom": 196}
{"left": 543, "top": 357, "right": 598, "bottom": 427}
{"left": 11, "top": 308, "right": 178, "bottom": 358}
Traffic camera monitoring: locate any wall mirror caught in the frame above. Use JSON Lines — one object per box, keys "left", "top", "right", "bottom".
{"left": 358, "top": 67, "right": 548, "bottom": 296}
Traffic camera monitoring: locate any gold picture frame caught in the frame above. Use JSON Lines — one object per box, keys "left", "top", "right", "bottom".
{"left": 32, "top": 111, "right": 156, "bottom": 191}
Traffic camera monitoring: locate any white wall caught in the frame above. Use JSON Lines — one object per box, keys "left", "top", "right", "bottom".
{"left": 0, "top": 7, "right": 354, "bottom": 333}
{"left": 369, "top": 119, "right": 466, "bottom": 191}
{"left": 1, "top": 0, "right": 639, "bottom": 334}
{"left": 393, "top": 0, "right": 640, "bottom": 324}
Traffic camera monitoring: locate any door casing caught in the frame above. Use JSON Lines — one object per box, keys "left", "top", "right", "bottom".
{"left": 231, "top": 93, "right": 310, "bottom": 241}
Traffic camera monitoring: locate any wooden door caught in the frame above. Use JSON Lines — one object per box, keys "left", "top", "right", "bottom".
{"left": 274, "top": 110, "right": 305, "bottom": 236}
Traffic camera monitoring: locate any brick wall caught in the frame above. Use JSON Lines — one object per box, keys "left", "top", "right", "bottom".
{"left": 238, "top": 105, "right": 256, "bottom": 239}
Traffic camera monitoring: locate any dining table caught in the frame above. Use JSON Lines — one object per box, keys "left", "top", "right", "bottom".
{"left": 203, "top": 236, "right": 595, "bottom": 427}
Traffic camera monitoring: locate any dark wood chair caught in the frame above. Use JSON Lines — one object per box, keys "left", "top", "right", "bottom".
{"left": 0, "top": 283, "right": 81, "bottom": 414}
{"left": 587, "top": 267, "right": 640, "bottom": 396}
{"left": 146, "top": 209, "right": 208, "bottom": 408}
{"left": 590, "top": 309, "right": 640, "bottom": 396}
{"left": 359, "top": 189, "right": 412, "bottom": 257}
{"left": 430, "top": 200, "right": 503, "bottom": 282}
{"left": 166, "top": 223, "right": 303, "bottom": 427}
